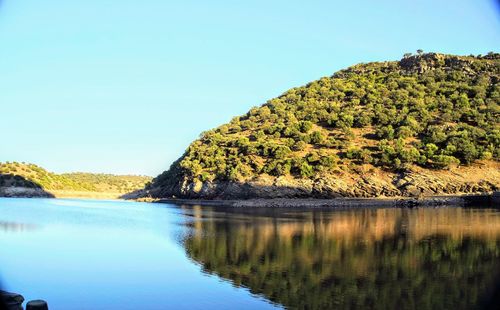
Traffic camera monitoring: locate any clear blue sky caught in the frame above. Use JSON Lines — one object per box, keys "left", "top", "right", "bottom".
{"left": 0, "top": 0, "right": 498, "bottom": 176}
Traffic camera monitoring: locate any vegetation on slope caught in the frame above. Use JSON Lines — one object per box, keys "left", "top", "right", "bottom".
{"left": 0, "top": 162, "right": 152, "bottom": 195}
{"left": 147, "top": 52, "right": 499, "bottom": 198}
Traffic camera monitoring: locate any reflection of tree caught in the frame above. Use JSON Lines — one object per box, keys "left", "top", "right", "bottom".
{"left": 183, "top": 207, "right": 500, "bottom": 309}
{"left": 0, "top": 221, "right": 37, "bottom": 232}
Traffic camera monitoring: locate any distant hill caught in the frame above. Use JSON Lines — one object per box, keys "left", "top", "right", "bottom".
{"left": 142, "top": 52, "right": 499, "bottom": 199}
{"left": 0, "top": 162, "right": 152, "bottom": 198}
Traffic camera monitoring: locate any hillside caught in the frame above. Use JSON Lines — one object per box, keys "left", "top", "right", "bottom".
{"left": 142, "top": 52, "right": 500, "bottom": 200}
{"left": 0, "top": 162, "right": 152, "bottom": 198}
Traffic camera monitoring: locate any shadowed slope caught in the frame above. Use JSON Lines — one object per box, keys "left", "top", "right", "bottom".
{"left": 0, "top": 173, "right": 54, "bottom": 198}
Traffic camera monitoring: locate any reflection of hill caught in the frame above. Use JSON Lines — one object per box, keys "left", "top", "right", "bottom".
{"left": 0, "top": 221, "right": 37, "bottom": 232}
{"left": 182, "top": 207, "right": 500, "bottom": 309}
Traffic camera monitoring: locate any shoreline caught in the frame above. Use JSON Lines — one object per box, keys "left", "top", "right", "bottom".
{"left": 2, "top": 188, "right": 498, "bottom": 208}
{"left": 0, "top": 186, "right": 127, "bottom": 200}
{"left": 153, "top": 192, "right": 499, "bottom": 208}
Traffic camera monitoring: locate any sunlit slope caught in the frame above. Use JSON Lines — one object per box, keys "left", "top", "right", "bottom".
{"left": 0, "top": 162, "right": 152, "bottom": 198}
{"left": 144, "top": 52, "right": 499, "bottom": 199}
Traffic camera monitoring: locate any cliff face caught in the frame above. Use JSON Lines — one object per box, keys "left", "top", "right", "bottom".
{"left": 142, "top": 53, "right": 500, "bottom": 200}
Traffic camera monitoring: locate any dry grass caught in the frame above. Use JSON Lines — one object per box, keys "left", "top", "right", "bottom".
{"left": 50, "top": 190, "right": 125, "bottom": 200}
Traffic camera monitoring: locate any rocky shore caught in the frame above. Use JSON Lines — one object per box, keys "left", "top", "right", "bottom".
{"left": 142, "top": 163, "right": 499, "bottom": 202}
{"left": 155, "top": 192, "right": 499, "bottom": 208}
{"left": 0, "top": 187, "right": 54, "bottom": 198}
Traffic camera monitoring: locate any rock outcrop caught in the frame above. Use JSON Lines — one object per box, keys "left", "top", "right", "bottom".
{"left": 142, "top": 162, "right": 498, "bottom": 199}
{"left": 0, "top": 187, "right": 55, "bottom": 198}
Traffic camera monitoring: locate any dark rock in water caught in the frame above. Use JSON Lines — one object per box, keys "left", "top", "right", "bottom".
{"left": 0, "top": 291, "right": 24, "bottom": 310}
{"left": 26, "top": 300, "right": 48, "bottom": 310}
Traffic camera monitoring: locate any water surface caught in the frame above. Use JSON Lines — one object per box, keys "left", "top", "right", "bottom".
{"left": 0, "top": 198, "right": 499, "bottom": 309}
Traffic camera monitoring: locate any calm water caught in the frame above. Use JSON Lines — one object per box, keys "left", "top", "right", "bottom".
{"left": 0, "top": 198, "right": 499, "bottom": 309}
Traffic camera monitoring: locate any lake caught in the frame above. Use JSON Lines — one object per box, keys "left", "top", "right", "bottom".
{"left": 0, "top": 198, "right": 499, "bottom": 309}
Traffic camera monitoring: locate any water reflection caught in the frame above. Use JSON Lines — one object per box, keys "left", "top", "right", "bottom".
{"left": 0, "top": 221, "right": 37, "bottom": 233}
{"left": 179, "top": 206, "right": 500, "bottom": 309}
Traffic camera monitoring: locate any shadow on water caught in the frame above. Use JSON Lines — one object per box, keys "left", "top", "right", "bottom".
{"left": 0, "top": 174, "right": 54, "bottom": 198}
{"left": 177, "top": 205, "right": 500, "bottom": 309}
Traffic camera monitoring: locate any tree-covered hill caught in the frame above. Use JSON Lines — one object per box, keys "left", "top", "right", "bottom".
{"left": 0, "top": 162, "right": 152, "bottom": 198}
{"left": 143, "top": 52, "right": 499, "bottom": 199}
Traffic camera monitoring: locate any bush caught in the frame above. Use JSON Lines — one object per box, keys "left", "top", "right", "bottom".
{"left": 346, "top": 147, "right": 372, "bottom": 163}
{"left": 376, "top": 125, "right": 395, "bottom": 139}
{"left": 299, "top": 162, "right": 314, "bottom": 178}
{"left": 298, "top": 121, "right": 313, "bottom": 133}
{"left": 431, "top": 155, "right": 460, "bottom": 168}
{"left": 309, "top": 131, "right": 325, "bottom": 144}
{"left": 396, "top": 126, "right": 414, "bottom": 138}
{"left": 293, "top": 140, "right": 307, "bottom": 151}
{"left": 319, "top": 155, "right": 338, "bottom": 169}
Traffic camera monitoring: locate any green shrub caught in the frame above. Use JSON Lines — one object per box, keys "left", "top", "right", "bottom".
{"left": 309, "top": 131, "right": 325, "bottom": 144}
{"left": 376, "top": 125, "right": 395, "bottom": 139}
{"left": 431, "top": 155, "right": 460, "bottom": 168}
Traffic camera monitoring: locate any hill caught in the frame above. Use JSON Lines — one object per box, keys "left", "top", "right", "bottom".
{"left": 142, "top": 52, "right": 499, "bottom": 200}
{"left": 0, "top": 162, "right": 152, "bottom": 198}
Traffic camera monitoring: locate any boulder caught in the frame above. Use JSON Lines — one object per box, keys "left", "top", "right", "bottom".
{"left": 26, "top": 300, "right": 48, "bottom": 310}
{"left": 0, "top": 290, "right": 24, "bottom": 310}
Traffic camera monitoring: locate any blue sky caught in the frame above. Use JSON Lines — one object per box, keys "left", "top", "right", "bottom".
{"left": 0, "top": 0, "right": 498, "bottom": 176}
